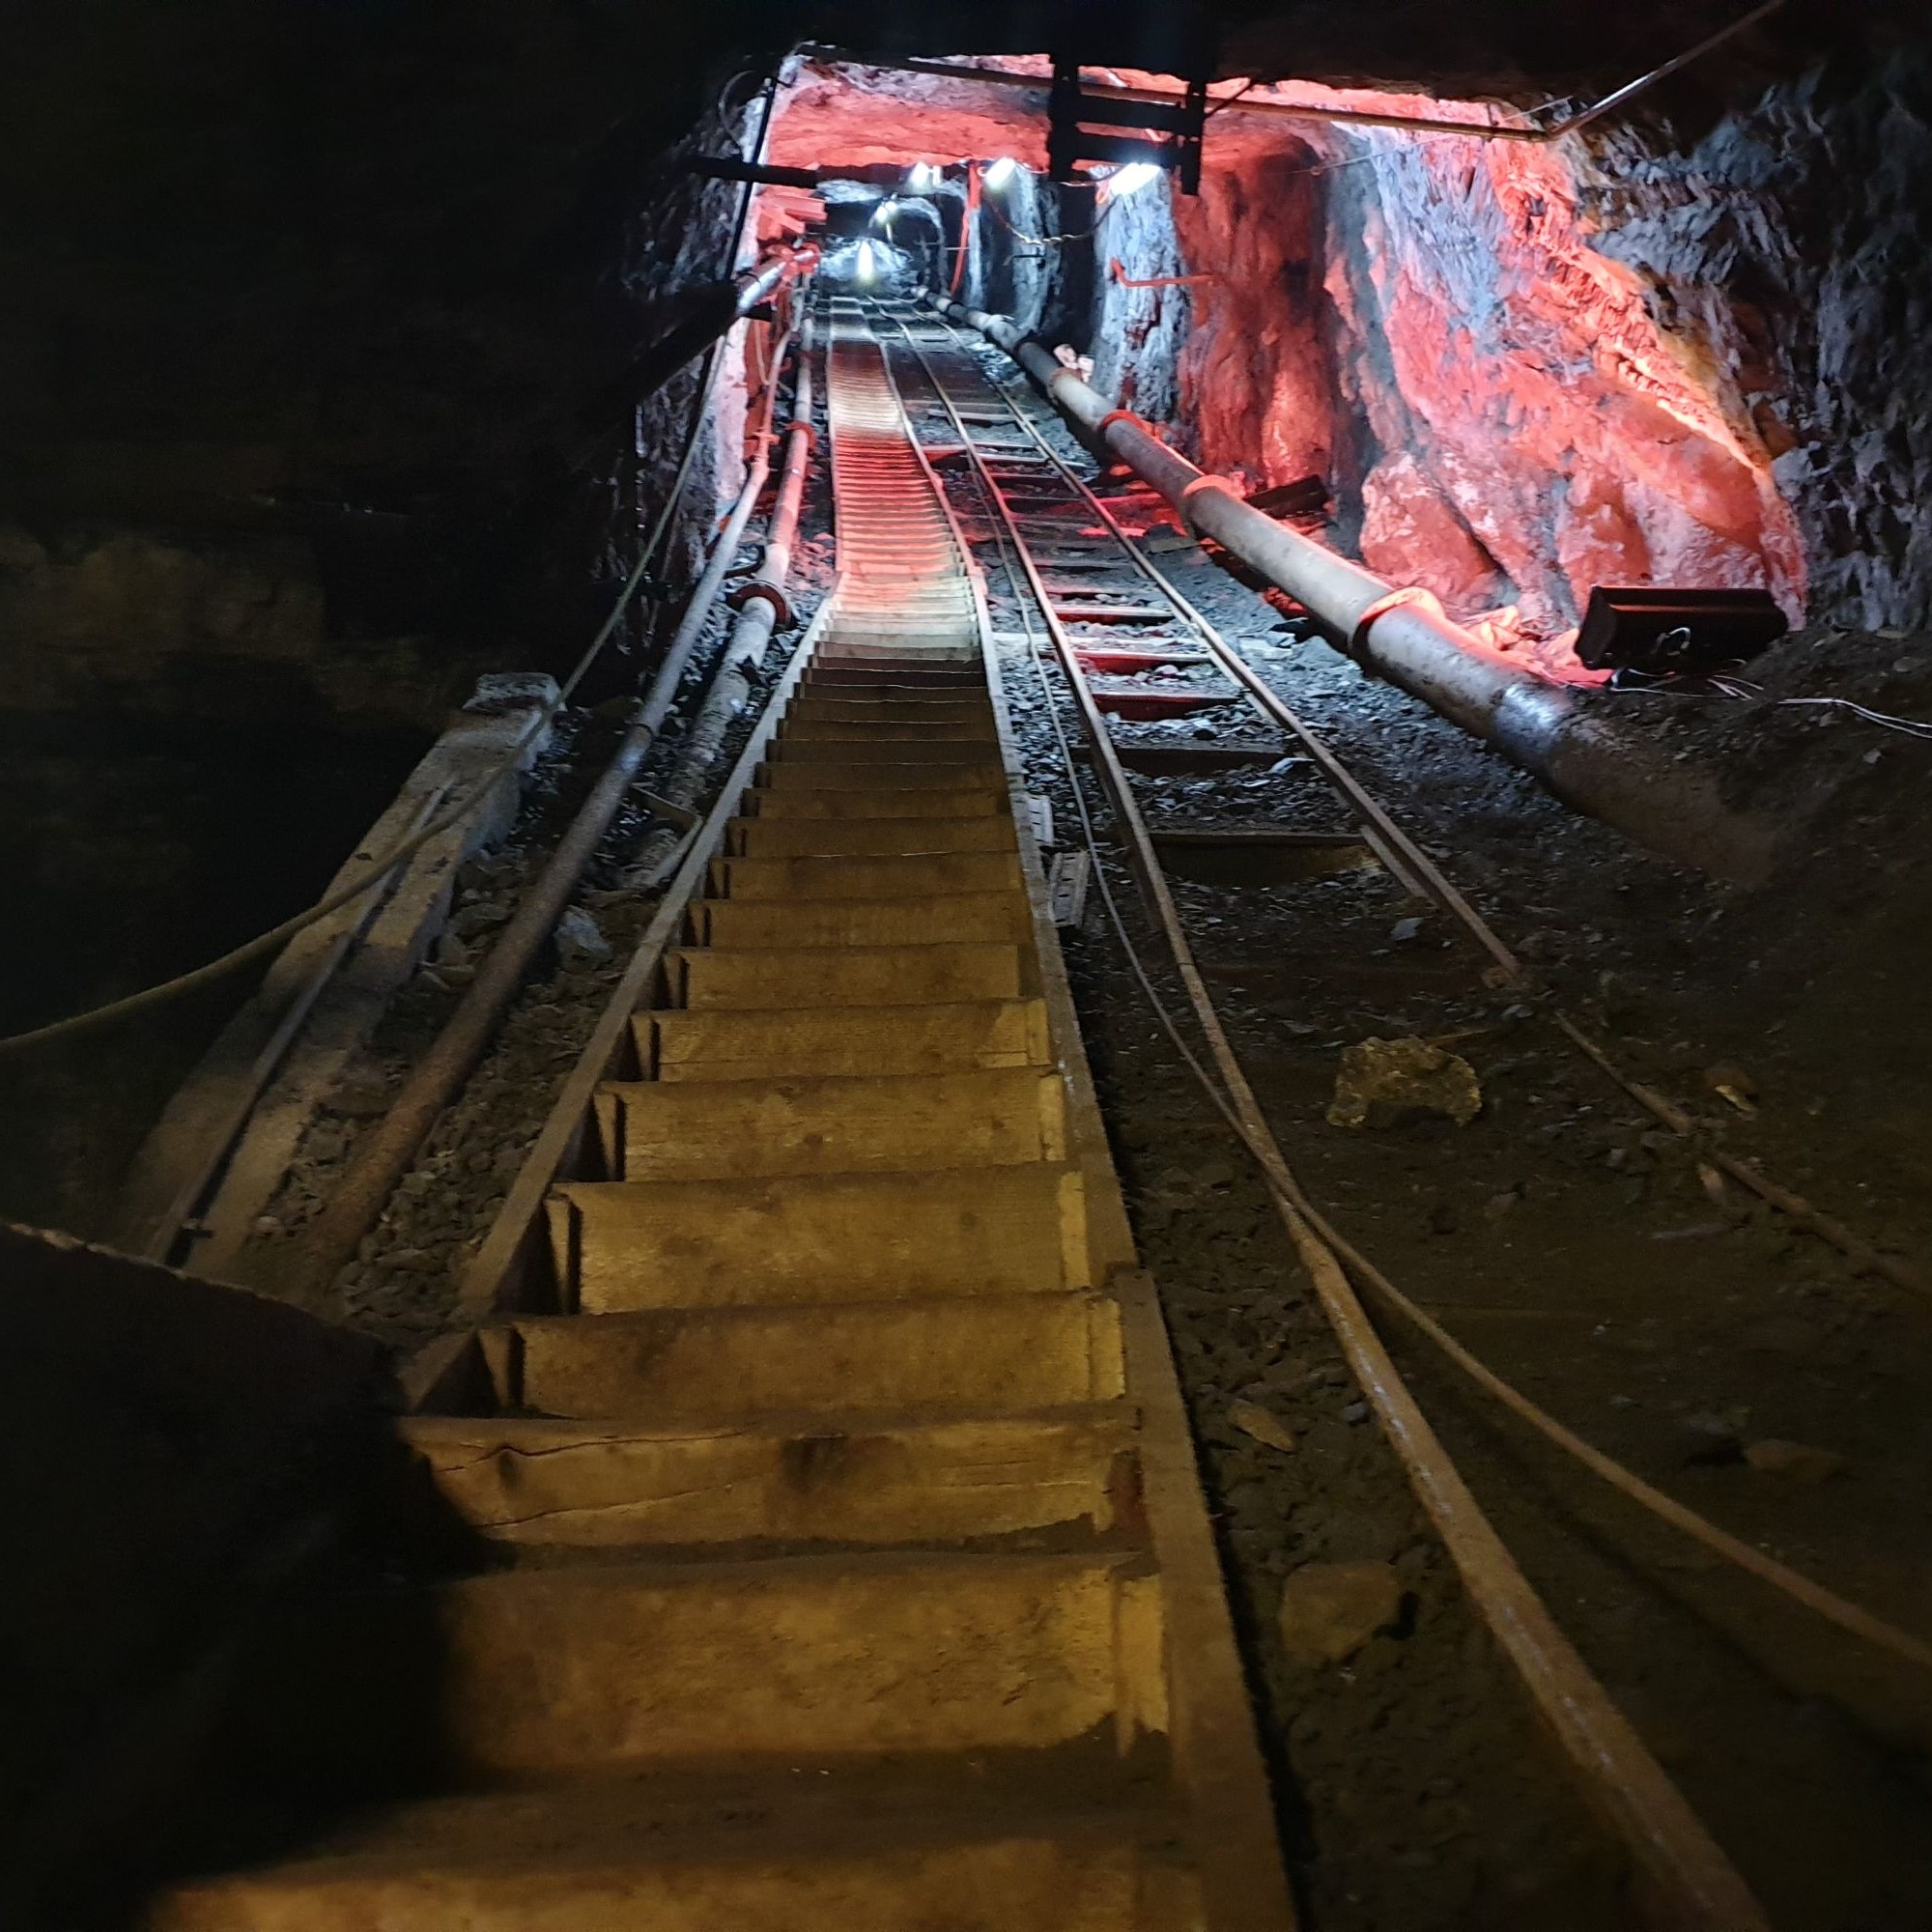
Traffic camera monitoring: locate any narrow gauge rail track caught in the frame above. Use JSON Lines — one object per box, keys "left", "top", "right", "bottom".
{"left": 872, "top": 299, "right": 1784, "bottom": 1928}
{"left": 149, "top": 302, "right": 1291, "bottom": 1929}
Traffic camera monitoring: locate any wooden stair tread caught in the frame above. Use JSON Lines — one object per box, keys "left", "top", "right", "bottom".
{"left": 550, "top": 1163, "right": 1090, "bottom": 1311}
{"left": 494, "top": 1293, "right": 1126, "bottom": 1423}
{"left": 597, "top": 1065, "right": 1065, "bottom": 1179}
{"left": 397, "top": 1401, "right": 1137, "bottom": 1549}
{"left": 643, "top": 997, "right": 1051, "bottom": 1079}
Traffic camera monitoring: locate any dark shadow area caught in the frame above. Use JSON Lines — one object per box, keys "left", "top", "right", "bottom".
{"left": 0, "top": 1223, "right": 488, "bottom": 1930}
{"left": 0, "top": 713, "right": 428, "bottom": 1236}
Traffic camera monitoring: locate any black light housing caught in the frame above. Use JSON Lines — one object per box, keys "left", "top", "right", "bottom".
{"left": 1575, "top": 586, "right": 1789, "bottom": 674}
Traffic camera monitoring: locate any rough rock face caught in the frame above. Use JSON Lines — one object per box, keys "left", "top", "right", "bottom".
{"left": 1169, "top": 142, "right": 1340, "bottom": 497}
{"left": 1, "top": 1, "right": 764, "bottom": 720}
{"left": 768, "top": 59, "right": 1049, "bottom": 174}
{"left": 1587, "top": 43, "right": 1932, "bottom": 631}
{"left": 1088, "top": 183, "right": 1192, "bottom": 425}
{"left": 1113, "top": 83, "right": 1807, "bottom": 641}
{"left": 0, "top": 526, "right": 464, "bottom": 724}
{"left": 1320, "top": 111, "right": 1806, "bottom": 635}
{"left": 1356, "top": 452, "right": 1512, "bottom": 612}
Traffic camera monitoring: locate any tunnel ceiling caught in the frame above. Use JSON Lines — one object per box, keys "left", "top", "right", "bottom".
{"left": 0, "top": 0, "right": 1893, "bottom": 486}
{"left": 2, "top": 0, "right": 1926, "bottom": 703}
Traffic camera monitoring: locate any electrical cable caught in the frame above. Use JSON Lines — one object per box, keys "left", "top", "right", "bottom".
{"left": 980, "top": 190, "right": 1102, "bottom": 247}
{"left": 1608, "top": 667, "right": 1932, "bottom": 743}
{"left": 1013, "top": 470, "right": 1932, "bottom": 1686}
{"left": 1203, "top": 77, "right": 1260, "bottom": 118}
{"left": 1709, "top": 673, "right": 1932, "bottom": 741}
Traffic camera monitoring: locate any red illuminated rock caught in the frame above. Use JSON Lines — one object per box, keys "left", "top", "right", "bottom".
{"left": 1164, "top": 78, "right": 1806, "bottom": 650}
{"left": 768, "top": 58, "right": 1047, "bottom": 172}
{"left": 762, "top": 62, "right": 1809, "bottom": 662}
{"left": 1358, "top": 451, "right": 1510, "bottom": 614}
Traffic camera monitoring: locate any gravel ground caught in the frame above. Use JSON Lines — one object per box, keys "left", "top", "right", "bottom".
{"left": 928, "top": 330, "right": 1932, "bottom": 1930}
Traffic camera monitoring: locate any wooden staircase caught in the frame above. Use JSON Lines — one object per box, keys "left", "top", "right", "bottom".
{"left": 147, "top": 302, "right": 1288, "bottom": 1932}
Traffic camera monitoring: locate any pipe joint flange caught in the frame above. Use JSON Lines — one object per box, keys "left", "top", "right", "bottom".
{"left": 1178, "top": 473, "right": 1235, "bottom": 532}
{"left": 729, "top": 581, "right": 792, "bottom": 628}
{"left": 1348, "top": 586, "right": 1445, "bottom": 661}
{"left": 1095, "top": 408, "right": 1151, "bottom": 439}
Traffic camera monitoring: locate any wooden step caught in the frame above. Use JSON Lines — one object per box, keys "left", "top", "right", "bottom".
{"left": 710, "top": 851, "right": 1023, "bottom": 901}
{"left": 643, "top": 997, "right": 1050, "bottom": 1079}
{"left": 598, "top": 1065, "right": 1065, "bottom": 1179}
{"left": 745, "top": 783, "right": 1006, "bottom": 820}
{"left": 785, "top": 698, "right": 992, "bottom": 727}
{"left": 725, "top": 813, "right": 1016, "bottom": 858}
{"left": 781, "top": 718, "right": 998, "bottom": 744}
{"left": 399, "top": 1402, "right": 1135, "bottom": 1548}
{"left": 770, "top": 735, "right": 1005, "bottom": 765}
{"left": 236, "top": 1549, "right": 1166, "bottom": 1777}
{"left": 497, "top": 1293, "right": 1126, "bottom": 1423}
{"left": 550, "top": 1164, "right": 1089, "bottom": 1312}
{"left": 754, "top": 758, "right": 1003, "bottom": 793}
{"left": 804, "top": 667, "right": 984, "bottom": 690}
{"left": 151, "top": 1774, "right": 1199, "bottom": 1932}
{"left": 663, "top": 940, "right": 1024, "bottom": 1010}
{"left": 688, "top": 892, "right": 1029, "bottom": 950}
{"left": 817, "top": 640, "right": 980, "bottom": 663}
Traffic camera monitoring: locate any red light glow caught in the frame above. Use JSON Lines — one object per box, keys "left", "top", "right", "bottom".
{"left": 769, "top": 61, "right": 1806, "bottom": 670}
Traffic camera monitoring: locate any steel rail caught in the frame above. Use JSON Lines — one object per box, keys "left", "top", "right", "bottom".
{"left": 438, "top": 299, "right": 1294, "bottom": 1931}
{"left": 297, "top": 325, "right": 821, "bottom": 1293}
{"left": 903, "top": 304, "right": 1926, "bottom": 1301}
{"left": 458, "top": 598, "right": 835, "bottom": 1316}
{"left": 936, "top": 296, "right": 1779, "bottom": 886}
{"left": 885, "top": 306, "right": 1522, "bottom": 980}
{"left": 888, "top": 290, "right": 1932, "bottom": 1760}
{"left": 140, "top": 787, "right": 447, "bottom": 1266}
{"left": 876, "top": 301, "right": 1781, "bottom": 1929}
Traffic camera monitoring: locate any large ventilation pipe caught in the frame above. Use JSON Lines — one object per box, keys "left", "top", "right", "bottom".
{"left": 937, "top": 298, "right": 1778, "bottom": 885}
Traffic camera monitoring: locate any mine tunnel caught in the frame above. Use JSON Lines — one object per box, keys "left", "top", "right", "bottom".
{"left": 4, "top": 5, "right": 1932, "bottom": 1929}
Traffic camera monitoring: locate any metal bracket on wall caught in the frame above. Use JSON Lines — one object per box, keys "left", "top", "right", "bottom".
{"left": 1046, "top": 56, "right": 1207, "bottom": 193}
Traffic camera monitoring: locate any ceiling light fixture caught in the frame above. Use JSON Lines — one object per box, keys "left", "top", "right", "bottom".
{"left": 1104, "top": 162, "right": 1163, "bottom": 199}
{"left": 982, "top": 157, "right": 1020, "bottom": 189}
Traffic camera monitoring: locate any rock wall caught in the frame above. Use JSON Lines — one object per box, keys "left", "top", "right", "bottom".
{"left": 0, "top": 525, "right": 468, "bottom": 725}
{"left": 1088, "top": 180, "right": 1192, "bottom": 427}
{"left": 1112, "top": 84, "right": 1808, "bottom": 645}
{"left": 1168, "top": 148, "right": 1342, "bottom": 496}
{"left": 1319, "top": 113, "right": 1805, "bottom": 638}
{"left": 1093, "top": 43, "right": 1931, "bottom": 646}
{"left": 1586, "top": 41, "right": 1932, "bottom": 632}
{"left": 1, "top": 1, "right": 771, "bottom": 724}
